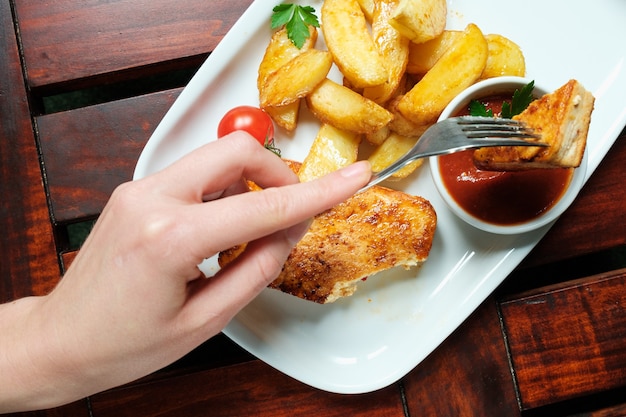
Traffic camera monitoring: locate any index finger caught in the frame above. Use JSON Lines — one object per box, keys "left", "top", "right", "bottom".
{"left": 151, "top": 132, "right": 299, "bottom": 201}
{"left": 184, "top": 160, "right": 373, "bottom": 260}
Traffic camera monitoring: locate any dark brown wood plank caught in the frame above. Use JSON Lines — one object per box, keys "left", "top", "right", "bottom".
{"left": 59, "top": 251, "right": 77, "bottom": 273}
{"left": 89, "top": 360, "right": 405, "bottom": 417}
{"left": 580, "top": 402, "right": 626, "bottom": 417}
{"left": 522, "top": 130, "right": 626, "bottom": 268}
{"left": 13, "top": 0, "right": 253, "bottom": 90}
{"left": 500, "top": 268, "right": 626, "bottom": 410}
{"left": 402, "top": 299, "right": 521, "bottom": 417}
{"left": 36, "top": 88, "right": 181, "bottom": 223}
{"left": 0, "top": 1, "right": 60, "bottom": 301}
{"left": 1, "top": 400, "right": 91, "bottom": 417}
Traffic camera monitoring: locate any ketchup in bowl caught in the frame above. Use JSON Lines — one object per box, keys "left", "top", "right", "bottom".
{"left": 437, "top": 94, "right": 573, "bottom": 226}
{"left": 438, "top": 150, "right": 573, "bottom": 225}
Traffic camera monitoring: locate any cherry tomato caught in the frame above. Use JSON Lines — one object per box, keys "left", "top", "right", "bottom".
{"left": 217, "top": 105, "right": 275, "bottom": 146}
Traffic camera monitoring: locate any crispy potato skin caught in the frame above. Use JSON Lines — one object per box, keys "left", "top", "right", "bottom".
{"left": 356, "top": 0, "right": 375, "bottom": 21}
{"left": 362, "top": 0, "right": 410, "bottom": 105}
{"left": 257, "top": 26, "right": 318, "bottom": 131}
{"left": 298, "top": 124, "right": 361, "bottom": 182}
{"left": 260, "top": 49, "right": 332, "bottom": 107}
{"left": 257, "top": 26, "right": 318, "bottom": 90}
{"left": 322, "top": 0, "right": 388, "bottom": 88}
{"left": 480, "top": 34, "right": 526, "bottom": 79}
{"left": 406, "top": 30, "right": 461, "bottom": 75}
{"left": 368, "top": 132, "right": 424, "bottom": 178}
{"left": 397, "top": 23, "right": 488, "bottom": 126}
{"left": 306, "top": 78, "right": 393, "bottom": 134}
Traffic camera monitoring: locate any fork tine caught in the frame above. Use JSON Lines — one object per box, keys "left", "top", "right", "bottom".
{"left": 461, "top": 122, "right": 530, "bottom": 132}
{"left": 464, "top": 137, "right": 549, "bottom": 147}
{"left": 464, "top": 130, "right": 541, "bottom": 140}
{"left": 456, "top": 116, "right": 522, "bottom": 125}
{"left": 359, "top": 116, "right": 548, "bottom": 192}
{"left": 456, "top": 116, "right": 541, "bottom": 139}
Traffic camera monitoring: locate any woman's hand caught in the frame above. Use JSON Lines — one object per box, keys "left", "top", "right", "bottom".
{"left": 1, "top": 132, "right": 371, "bottom": 411}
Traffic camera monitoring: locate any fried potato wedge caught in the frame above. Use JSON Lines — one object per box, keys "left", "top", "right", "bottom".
{"left": 322, "top": 0, "right": 387, "bottom": 88}
{"left": 356, "top": 0, "right": 375, "bottom": 21}
{"left": 388, "top": 0, "right": 447, "bottom": 44}
{"left": 298, "top": 124, "right": 361, "bottom": 182}
{"left": 387, "top": 96, "right": 432, "bottom": 137}
{"left": 306, "top": 78, "right": 393, "bottom": 134}
{"left": 365, "top": 125, "right": 390, "bottom": 146}
{"left": 397, "top": 23, "right": 488, "bottom": 125}
{"left": 262, "top": 104, "right": 300, "bottom": 132}
{"left": 368, "top": 132, "right": 424, "bottom": 178}
{"left": 260, "top": 49, "right": 333, "bottom": 107}
{"left": 362, "top": 0, "right": 410, "bottom": 105}
{"left": 257, "top": 26, "right": 318, "bottom": 131}
{"left": 257, "top": 26, "right": 318, "bottom": 89}
{"left": 406, "top": 30, "right": 461, "bottom": 75}
{"left": 480, "top": 33, "right": 526, "bottom": 79}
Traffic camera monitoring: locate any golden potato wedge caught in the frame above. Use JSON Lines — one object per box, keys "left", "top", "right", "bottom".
{"left": 362, "top": 0, "right": 410, "bottom": 105}
{"left": 388, "top": 0, "right": 447, "bottom": 44}
{"left": 480, "top": 33, "right": 526, "bottom": 79}
{"left": 388, "top": 111, "right": 431, "bottom": 137}
{"left": 356, "top": 0, "right": 375, "bottom": 21}
{"left": 321, "top": 0, "right": 387, "bottom": 88}
{"left": 306, "top": 78, "right": 393, "bottom": 134}
{"left": 388, "top": 112, "right": 432, "bottom": 136}
{"left": 257, "top": 26, "right": 318, "bottom": 89}
{"left": 298, "top": 123, "right": 361, "bottom": 182}
{"left": 260, "top": 49, "right": 333, "bottom": 107}
{"left": 397, "top": 23, "right": 488, "bottom": 125}
{"left": 263, "top": 103, "right": 301, "bottom": 132}
{"left": 368, "top": 132, "right": 424, "bottom": 178}
{"left": 406, "top": 30, "right": 462, "bottom": 75}
{"left": 365, "top": 125, "right": 391, "bottom": 146}
{"left": 387, "top": 96, "right": 432, "bottom": 137}
{"left": 257, "top": 26, "right": 318, "bottom": 131}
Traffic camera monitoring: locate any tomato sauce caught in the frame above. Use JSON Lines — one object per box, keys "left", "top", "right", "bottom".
{"left": 438, "top": 94, "right": 574, "bottom": 226}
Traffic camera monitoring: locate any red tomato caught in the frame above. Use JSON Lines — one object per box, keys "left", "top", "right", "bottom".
{"left": 217, "top": 106, "right": 275, "bottom": 146}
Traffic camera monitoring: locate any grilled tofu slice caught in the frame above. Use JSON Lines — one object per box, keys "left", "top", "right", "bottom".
{"left": 219, "top": 161, "right": 437, "bottom": 304}
{"left": 473, "top": 79, "right": 594, "bottom": 170}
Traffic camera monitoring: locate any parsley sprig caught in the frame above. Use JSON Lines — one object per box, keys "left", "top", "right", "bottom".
{"left": 271, "top": 4, "right": 320, "bottom": 49}
{"left": 469, "top": 80, "right": 535, "bottom": 119}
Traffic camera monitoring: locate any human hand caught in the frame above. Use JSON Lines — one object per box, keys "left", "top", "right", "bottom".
{"left": 4, "top": 132, "right": 370, "bottom": 410}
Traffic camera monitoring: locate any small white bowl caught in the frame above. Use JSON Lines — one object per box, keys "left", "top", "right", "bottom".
{"left": 429, "top": 76, "right": 587, "bottom": 235}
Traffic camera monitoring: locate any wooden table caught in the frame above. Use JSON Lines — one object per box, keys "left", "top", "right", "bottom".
{"left": 2, "top": 1, "right": 626, "bottom": 416}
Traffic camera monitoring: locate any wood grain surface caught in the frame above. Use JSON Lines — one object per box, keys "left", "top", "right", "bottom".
{"left": 0, "top": 0, "right": 60, "bottom": 302}
{"left": 14, "top": 0, "right": 254, "bottom": 90}
{"left": 501, "top": 268, "right": 626, "bottom": 410}
{"left": 36, "top": 89, "right": 180, "bottom": 223}
{"left": 2, "top": 0, "right": 626, "bottom": 416}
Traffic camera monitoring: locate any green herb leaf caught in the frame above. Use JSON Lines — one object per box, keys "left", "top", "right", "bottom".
{"left": 468, "top": 80, "right": 535, "bottom": 119}
{"left": 271, "top": 4, "right": 320, "bottom": 49}
{"left": 501, "top": 80, "right": 535, "bottom": 119}
{"left": 469, "top": 99, "right": 493, "bottom": 117}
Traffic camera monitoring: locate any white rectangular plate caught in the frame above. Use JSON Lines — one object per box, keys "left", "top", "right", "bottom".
{"left": 134, "top": 0, "right": 626, "bottom": 394}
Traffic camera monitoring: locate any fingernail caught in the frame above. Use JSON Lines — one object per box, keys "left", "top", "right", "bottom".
{"left": 286, "top": 219, "right": 313, "bottom": 246}
{"left": 340, "top": 160, "right": 371, "bottom": 179}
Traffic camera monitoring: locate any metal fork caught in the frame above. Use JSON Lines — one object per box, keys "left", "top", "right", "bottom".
{"left": 360, "top": 116, "right": 546, "bottom": 192}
